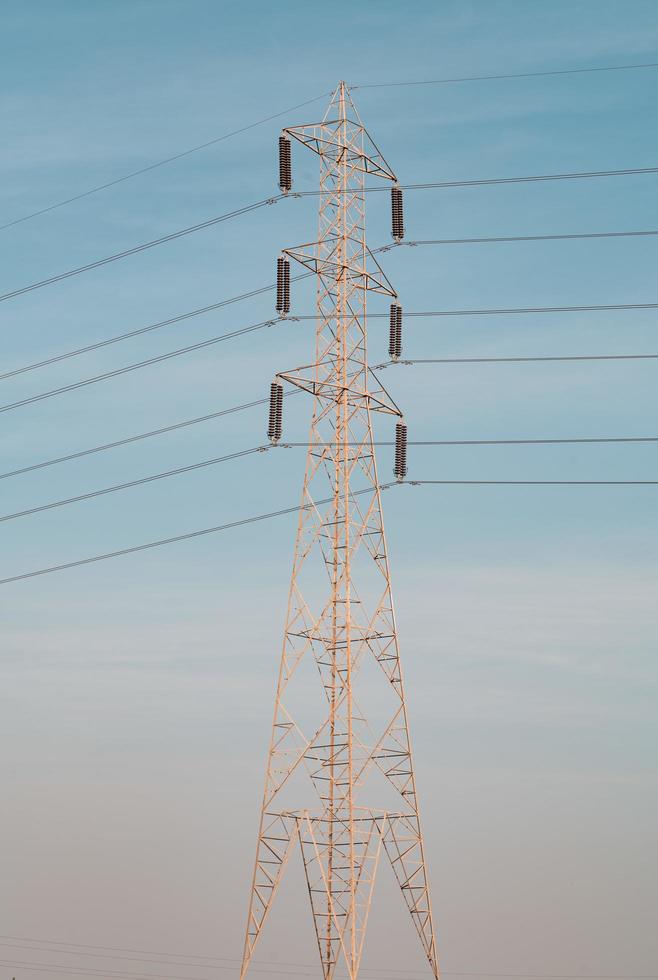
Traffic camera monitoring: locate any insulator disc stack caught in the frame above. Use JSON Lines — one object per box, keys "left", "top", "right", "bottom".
{"left": 267, "top": 381, "right": 284, "bottom": 443}
{"left": 389, "top": 304, "right": 403, "bottom": 360}
{"left": 278, "top": 135, "right": 292, "bottom": 193}
{"left": 394, "top": 422, "right": 408, "bottom": 480}
{"left": 391, "top": 185, "right": 404, "bottom": 241}
{"left": 276, "top": 257, "right": 290, "bottom": 314}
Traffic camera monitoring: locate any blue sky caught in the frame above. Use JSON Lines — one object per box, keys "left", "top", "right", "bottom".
{"left": 1, "top": 2, "right": 657, "bottom": 979}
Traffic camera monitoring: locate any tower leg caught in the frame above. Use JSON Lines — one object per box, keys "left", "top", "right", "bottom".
{"left": 240, "top": 813, "right": 296, "bottom": 978}
{"left": 382, "top": 814, "right": 440, "bottom": 978}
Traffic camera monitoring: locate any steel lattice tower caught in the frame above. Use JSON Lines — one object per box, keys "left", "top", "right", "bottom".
{"left": 240, "top": 82, "right": 439, "bottom": 980}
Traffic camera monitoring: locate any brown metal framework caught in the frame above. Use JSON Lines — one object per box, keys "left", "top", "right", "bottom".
{"left": 240, "top": 82, "right": 439, "bottom": 980}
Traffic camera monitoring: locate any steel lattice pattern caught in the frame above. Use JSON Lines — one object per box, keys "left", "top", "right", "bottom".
{"left": 241, "top": 82, "right": 439, "bottom": 980}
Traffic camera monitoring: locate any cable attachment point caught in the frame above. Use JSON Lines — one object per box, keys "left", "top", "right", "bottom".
{"left": 389, "top": 303, "right": 403, "bottom": 360}
{"left": 394, "top": 421, "right": 408, "bottom": 481}
{"left": 276, "top": 256, "right": 290, "bottom": 315}
{"left": 278, "top": 135, "right": 292, "bottom": 193}
{"left": 391, "top": 185, "right": 404, "bottom": 241}
{"left": 267, "top": 380, "right": 284, "bottom": 444}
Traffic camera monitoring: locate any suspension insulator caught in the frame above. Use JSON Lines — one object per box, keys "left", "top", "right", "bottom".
{"left": 268, "top": 381, "right": 284, "bottom": 443}
{"left": 389, "top": 303, "right": 403, "bottom": 360}
{"left": 276, "top": 383, "right": 283, "bottom": 434}
{"left": 395, "top": 304, "right": 403, "bottom": 358}
{"left": 276, "top": 257, "right": 290, "bottom": 314}
{"left": 394, "top": 422, "right": 408, "bottom": 480}
{"left": 391, "top": 185, "right": 404, "bottom": 241}
{"left": 282, "top": 261, "right": 290, "bottom": 312}
{"left": 278, "top": 135, "right": 292, "bottom": 193}
{"left": 389, "top": 304, "right": 398, "bottom": 359}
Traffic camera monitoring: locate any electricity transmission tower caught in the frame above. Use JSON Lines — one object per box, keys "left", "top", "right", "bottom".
{"left": 240, "top": 81, "right": 439, "bottom": 980}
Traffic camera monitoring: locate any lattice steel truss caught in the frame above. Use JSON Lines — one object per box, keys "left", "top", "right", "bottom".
{"left": 240, "top": 82, "right": 439, "bottom": 980}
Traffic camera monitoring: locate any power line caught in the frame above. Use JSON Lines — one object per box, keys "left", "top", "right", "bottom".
{"left": 4, "top": 307, "right": 656, "bottom": 421}
{"left": 2, "top": 479, "right": 656, "bottom": 587}
{"left": 0, "top": 956, "right": 282, "bottom": 980}
{"left": 0, "top": 445, "right": 269, "bottom": 526}
{"left": 284, "top": 437, "right": 658, "bottom": 446}
{"left": 4, "top": 276, "right": 655, "bottom": 390}
{"left": 0, "top": 410, "right": 652, "bottom": 487}
{"left": 0, "top": 316, "right": 286, "bottom": 416}
{"left": 0, "top": 936, "right": 654, "bottom": 980}
{"left": 351, "top": 60, "right": 658, "bottom": 89}
{"left": 2, "top": 429, "right": 654, "bottom": 522}
{"left": 0, "top": 956, "right": 479, "bottom": 980}
{"left": 395, "top": 230, "right": 658, "bottom": 247}
{"left": 0, "top": 210, "right": 654, "bottom": 382}
{"left": 0, "top": 204, "right": 358, "bottom": 311}
{"left": 1, "top": 268, "right": 313, "bottom": 383}
{"left": 0, "top": 490, "right": 357, "bottom": 588}
{"left": 0, "top": 284, "right": 280, "bottom": 382}
{"left": 0, "top": 196, "right": 284, "bottom": 305}
{"left": 0, "top": 935, "right": 233, "bottom": 967}
{"left": 0, "top": 940, "right": 457, "bottom": 980}
{"left": 3, "top": 176, "right": 658, "bottom": 308}
{"left": 3, "top": 324, "right": 656, "bottom": 421}
{"left": 2, "top": 70, "right": 655, "bottom": 235}
{"left": 0, "top": 953, "right": 654, "bottom": 980}
{"left": 0, "top": 396, "right": 271, "bottom": 481}
{"left": 3, "top": 417, "right": 653, "bottom": 486}
{"left": 3, "top": 168, "right": 655, "bottom": 312}
{"left": 0, "top": 224, "right": 653, "bottom": 418}
{"left": 374, "top": 353, "right": 658, "bottom": 367}
{"left": 368, "top": 302, "right": 658, "bottom": 317}
{"left": 0, "top": 91, "right": 330, "bottom": 233}
{"left": 293, "top": 165, "right": 658, "bottom": 195}
{"left": 0, "top": 941, "right": 226, "bottom": 972}
{"left": 406, "top": 479, "right": 658, "bottom": 485}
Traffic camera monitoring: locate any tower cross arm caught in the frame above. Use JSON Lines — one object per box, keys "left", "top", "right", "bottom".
{"left": 283, "top": 240, "right": 398, "bottom": 298}
{"left": 284, "top": 123, "right": 398, "bottom": 182}
{"left": 276, "top": 365, "right": 403, "bottom": 418}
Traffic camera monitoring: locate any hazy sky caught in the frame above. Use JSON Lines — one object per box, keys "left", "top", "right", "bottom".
{"left": 1, "top": 2, "right": 657, "bottom": 980}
